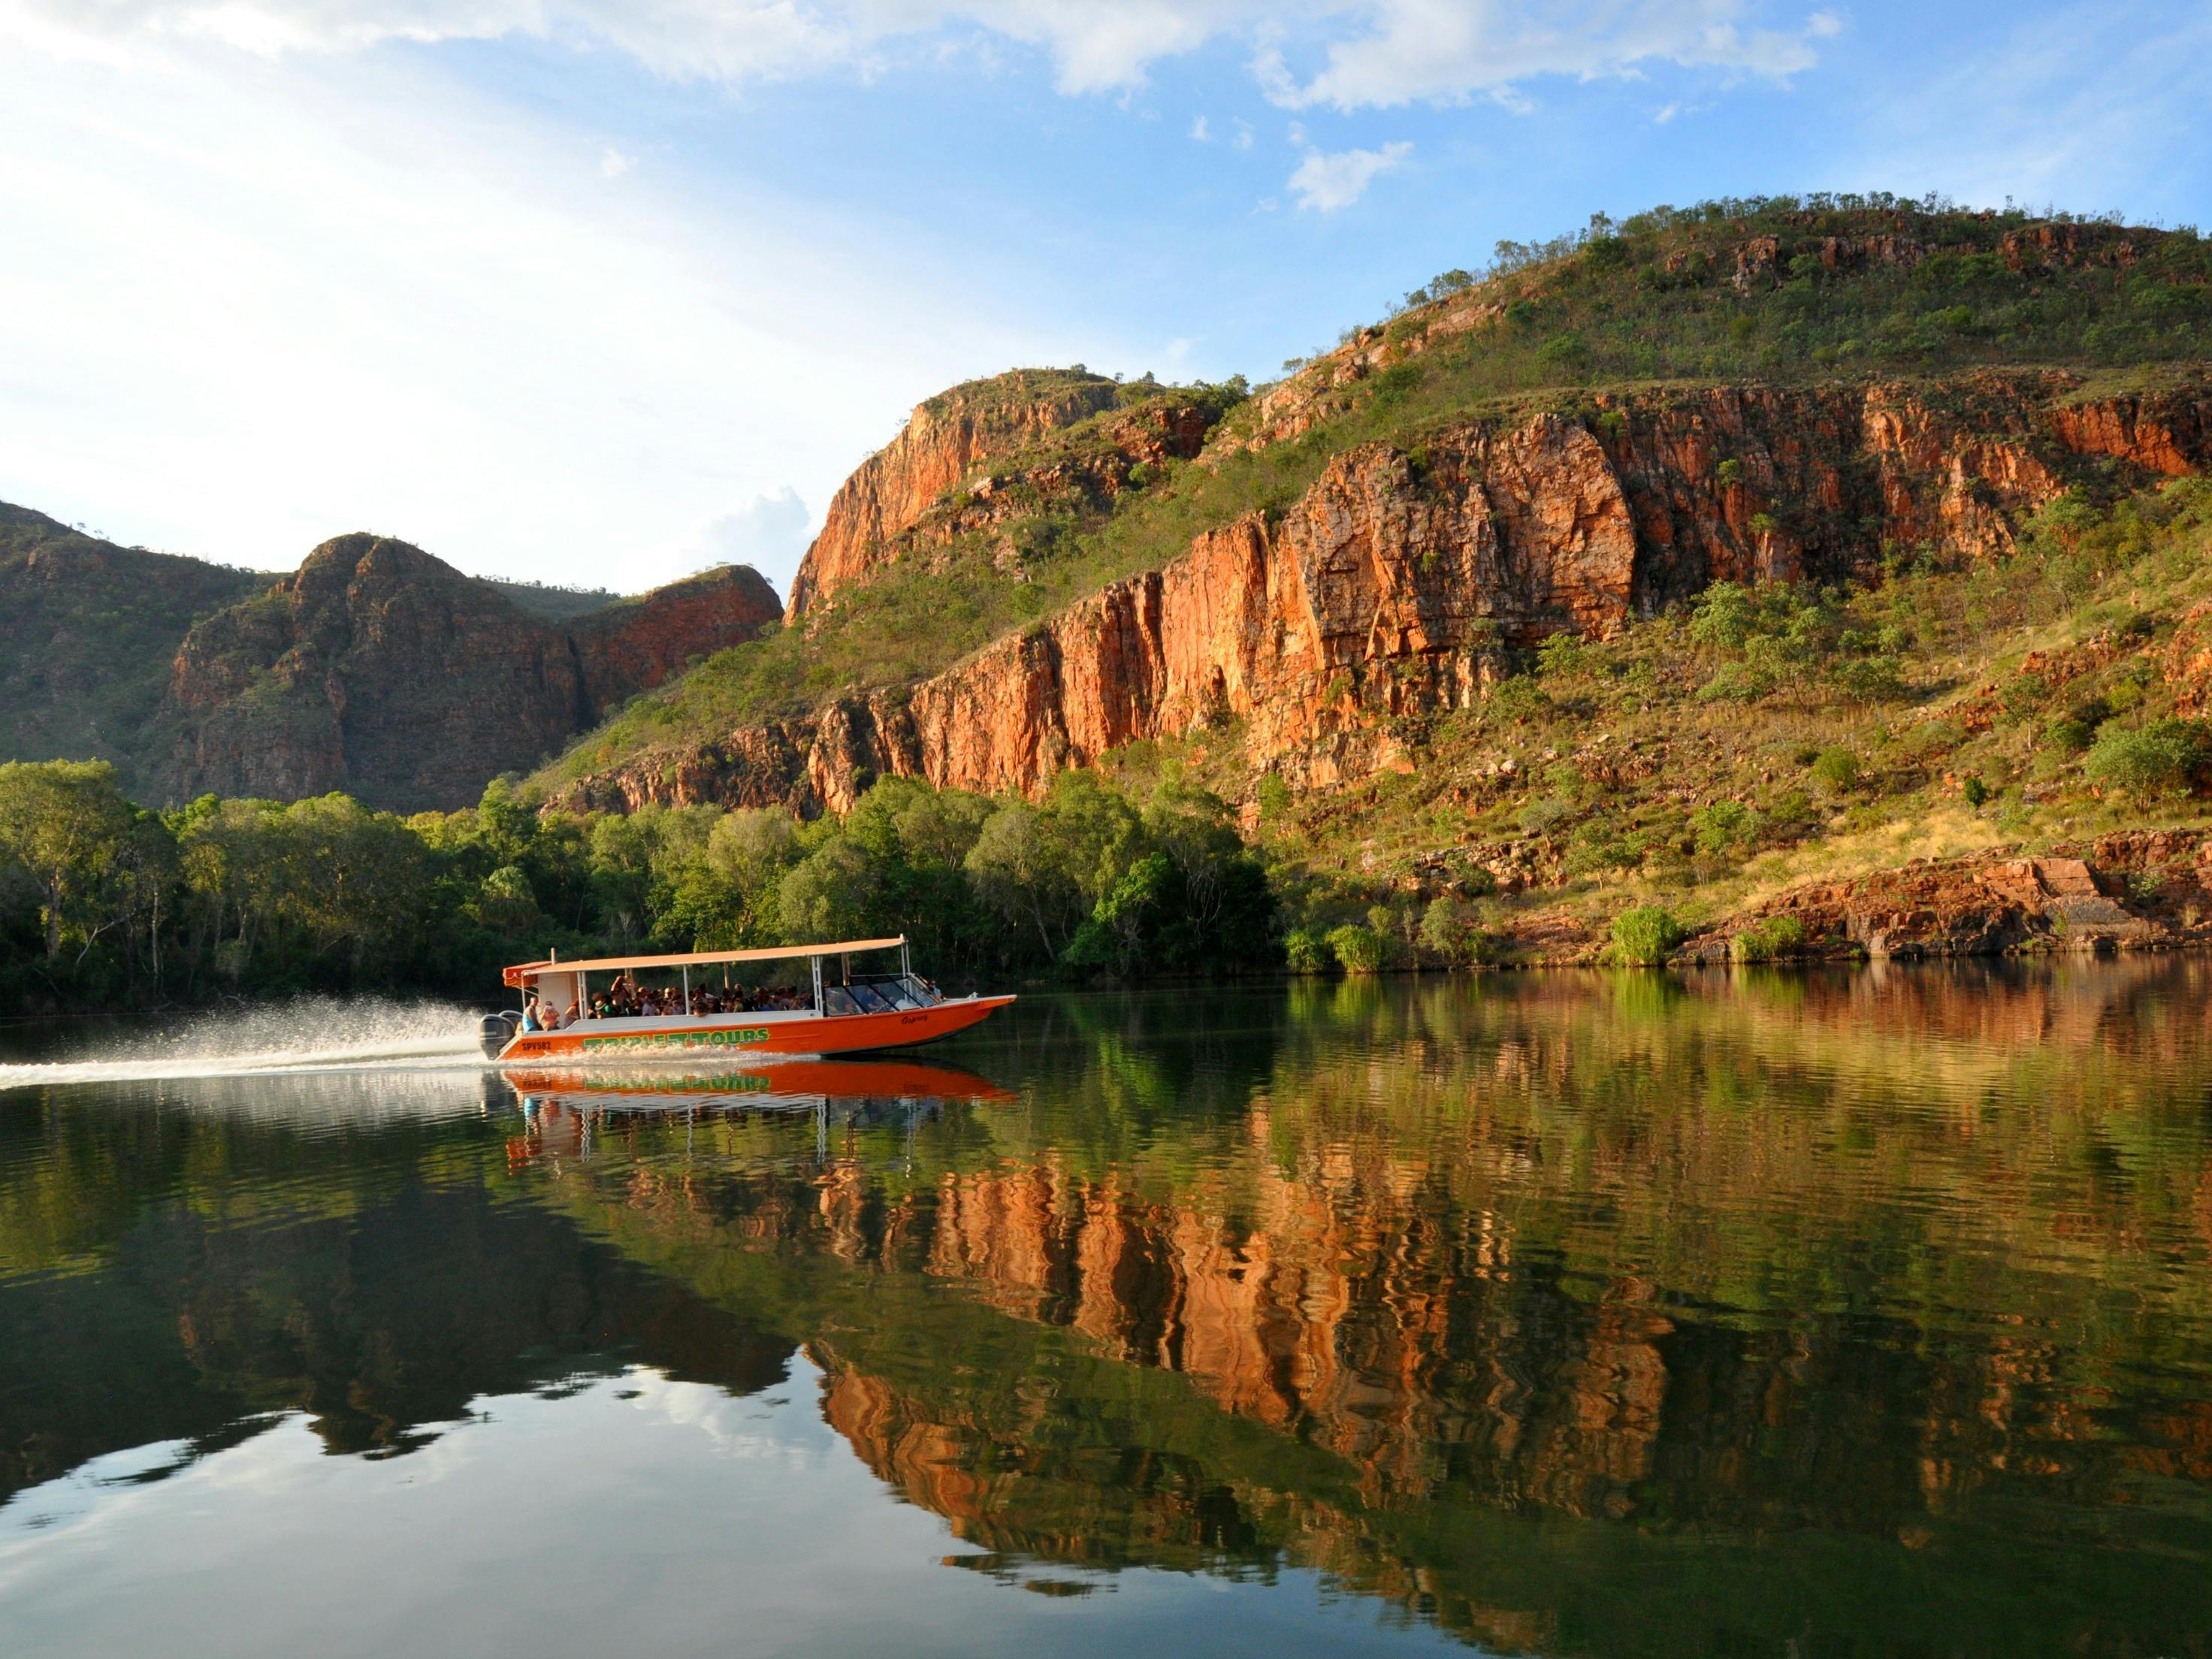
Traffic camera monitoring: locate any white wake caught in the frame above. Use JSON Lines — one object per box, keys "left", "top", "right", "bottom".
{"left": 0, "top": 996, "right": 488, "bottom": 1091}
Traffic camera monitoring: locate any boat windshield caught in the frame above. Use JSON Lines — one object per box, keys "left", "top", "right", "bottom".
{"left": 824, "top": 974, "right": 940, "bottom": 1017}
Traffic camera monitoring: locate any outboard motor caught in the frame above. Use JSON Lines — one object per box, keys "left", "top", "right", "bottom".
{"left": 479, "top": 1011, "right": 520, "bottom": 1059}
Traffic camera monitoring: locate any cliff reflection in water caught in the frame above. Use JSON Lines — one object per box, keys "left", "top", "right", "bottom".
{"left": 4, "top": 962, "right": 2211, "bottom": 1656}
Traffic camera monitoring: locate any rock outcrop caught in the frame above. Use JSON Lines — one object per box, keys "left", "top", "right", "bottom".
{"left": 1688, "top": 831, "right": 2212, "bottom": 963}
{"left": 785, "top": 368, "right": 1126, "bottom": 620}
{"left": 162, "top": 534, "right": 778, "bottom": 811}
{"left": 556, "top": 371, "right": 2212, "bottom": 817}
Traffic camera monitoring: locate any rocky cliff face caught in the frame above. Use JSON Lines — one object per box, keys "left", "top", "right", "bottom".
{"left": 785, "top": 367, "right": 1126, "bottom": 620}
{"left": 556, "top": 371, "right": 2212, "bottom": 816}
{"left": 162, "top": 534, "right": 778, "bottom": 811}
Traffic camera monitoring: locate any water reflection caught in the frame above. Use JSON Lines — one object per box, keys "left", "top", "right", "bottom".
{"left": 1, "top": 965, "right": 2210, "bottom": 1656}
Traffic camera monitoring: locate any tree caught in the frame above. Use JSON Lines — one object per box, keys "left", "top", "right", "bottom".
{"left": 1419, "top": 896, "right": 1471, "bottom": 965}
{"left": 965, "top": 802, "right": 1074, "bottom": 960}
{"left": 2085, "top": 718, "right": 2212, "bottom": 799}
{"left": 0, "top": 760, "right": 137, "bottom": 960}
{"left": 778, "top": 840, "right": 879, "bottom": 942}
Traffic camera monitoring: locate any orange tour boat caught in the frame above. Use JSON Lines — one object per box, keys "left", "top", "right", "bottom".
{"left": 483, "top": 935, "right": 1014, "bottom": 1065}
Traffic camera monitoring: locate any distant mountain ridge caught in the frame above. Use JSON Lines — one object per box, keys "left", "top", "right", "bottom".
{"left": 0, "top": 506, "right": 781, "bottom": 811}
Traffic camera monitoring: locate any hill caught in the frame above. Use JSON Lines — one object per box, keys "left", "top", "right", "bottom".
{"left": 159, "top": 534, "right": 782, "bottom": 811}
{"left": 0, "top": 500, "right": 783, "bottom": 813}
{"left": 0, "top": 503, "right": 264, "bottom": 796}
{"left": 539, "top": 195, "right": 2212, "bottom": 818}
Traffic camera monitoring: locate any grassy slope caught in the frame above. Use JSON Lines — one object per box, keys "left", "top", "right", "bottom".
{"left": 1108, "top": 476, "right": 2212, "bottom": 949}
{"left": 0, "top": 503, "right": 264, "bottom": 793}
{"left": 540, "top": 195, "right": 2212, "bottom": 794}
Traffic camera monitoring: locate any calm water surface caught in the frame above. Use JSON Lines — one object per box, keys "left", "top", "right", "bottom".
{"left": 2, "top": 965, "right": 2210, "bottom": 1657}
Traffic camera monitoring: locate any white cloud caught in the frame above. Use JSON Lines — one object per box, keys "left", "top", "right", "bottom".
{"left": 1288, "top": 140, "right": 1410, "bottom": 212}
{"left": 1189, "top": 113, "right": 1210, "bottom": 141}
{"left": 1256, "top": 1, "right": 1838, "bottom": 111}
{"left": 663, "top": 488, "right": 814, "bottom": 596}
{"left": 0, "top": 24, "right": 1058, "bottom": 589}
{"left": 599, "top": 144, "right": 635, "bottom": 177}
{"left": 1231, "top": 116, "right": 1253, "bottom": 150}
{"left": 5, "top": 1, "right": 1843, "bottom": 105}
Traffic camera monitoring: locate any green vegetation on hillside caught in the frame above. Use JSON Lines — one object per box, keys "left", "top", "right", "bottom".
{"left": 0, "top": 504, "right": 262, "bottom": 793}
{"left": 547, "top": 195, "right": 2212, "bottom": 790}
{"left": 1299, "top": 191, "right": 2210, "bottom": 384}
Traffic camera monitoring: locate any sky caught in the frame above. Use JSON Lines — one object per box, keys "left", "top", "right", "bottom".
{"left": 2, "top": 2, "right": 2207, "bottom": 600}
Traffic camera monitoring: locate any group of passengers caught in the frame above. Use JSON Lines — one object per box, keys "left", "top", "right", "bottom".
{"left": 519, "top": 973, "right": 811, "bottom": 1032}
{"left": 588, "top": 975, "right": 809, "bottom": 1020}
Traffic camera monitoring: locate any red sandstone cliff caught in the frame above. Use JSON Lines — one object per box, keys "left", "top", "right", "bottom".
{"left": 557, "top": 370, "right": 2212, "bottom": 817}
{"left": 162, "top": 534, "right": 778, "bottom": 811}
{"left": 785, "top": 368, "right": 1129, "bottom": 620}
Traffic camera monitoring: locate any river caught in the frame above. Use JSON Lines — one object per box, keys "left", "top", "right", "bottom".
{"left": 2, "top": 962, "right": 2208, "bottom": 1657}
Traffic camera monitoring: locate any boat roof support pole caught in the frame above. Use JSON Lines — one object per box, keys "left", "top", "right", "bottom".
{"left": 681, "top": 964, "right": 690, "bottom": 1014}
{"left": 811, "top": 956, "right": 823, "bottom": 1017}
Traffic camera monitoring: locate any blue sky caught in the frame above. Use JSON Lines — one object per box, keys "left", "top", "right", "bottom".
{"left": 2, "top": 1, "right": 2206, "bottom": 598}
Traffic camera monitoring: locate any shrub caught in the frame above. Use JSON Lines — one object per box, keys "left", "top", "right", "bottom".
{"left": 1603, "top": 905, "right": 1685, "bottom": 967}
{"left": 1730, "top": 914, "right": 1806, "bottom": 962}
{"left": 2084, "top": 718, "right": 2212, "bottom": 798}
{"left": 2043, "top": 715, "right": 2096, "bottom": 755}
{"left": 1904, "top": 719, "right": 1966, "bottom": 757}
{"left": 1809, "top": 746, "right": 1862, "bottom": 794}
{"left": 1283, "top": 926, "right": 1328, "bottom": 973}
{"left": 1691, "top": 799, "right": 1758, "bottom": 857}
{"left": 1536, "top": 332, "right": 1591, "bottom": 375}
{"left": 1961, "top": 775, "right": 1991, "bottom": 808}
{"left": 1488, "top": 675, "right": 1549, "bottom": 721}
{"left": 1325, "top": 923, "right": 1389, "bottom": 974}
{"left": 1535, "top": 631, "right": 1589, "bottom": 678}
{"left": 1518, "top": 793, "right": 1579, "bottom": 837}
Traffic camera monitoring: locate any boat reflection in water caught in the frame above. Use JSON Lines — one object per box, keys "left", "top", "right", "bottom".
{"left": 500, "top": 1056, "right": 1017, "bottom": 1165}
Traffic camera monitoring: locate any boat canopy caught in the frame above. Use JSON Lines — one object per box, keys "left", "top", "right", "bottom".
{"left": 503, "top": 936, "right": 905, "bottom": 988}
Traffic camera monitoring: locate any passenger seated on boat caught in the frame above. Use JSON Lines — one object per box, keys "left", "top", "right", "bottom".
{"left": 591, "top": 995, "right": 610, "bottom": 1020}
{"left": 555, "top": 999, "right": 579, "bottom": 1029}
{"left": 520, "top": 998, "right": 542, "bottom": 1032}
